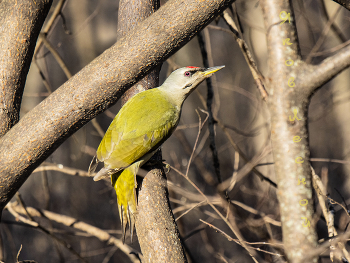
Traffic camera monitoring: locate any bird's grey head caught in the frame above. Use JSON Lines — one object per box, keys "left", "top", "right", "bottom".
{"left": 160, "top": 66, "right": 225, "bottom": 105}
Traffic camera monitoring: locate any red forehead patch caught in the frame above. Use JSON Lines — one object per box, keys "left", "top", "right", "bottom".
{"left": 186, "top": 66, "right": 200, "bottom": 69}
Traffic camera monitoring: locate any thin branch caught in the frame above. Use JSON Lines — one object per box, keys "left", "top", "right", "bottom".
{"left": 200, "top": 219, "right": 284, "bottom": 258}
{"left": 305, "top": 6, "right": 343, "bottom": 64}
{"left": 170, "top": 164, "right": 260, "bottom": 263}
{"left": 185, "top": 109, "right": 209, "bottom": 177}
{"left": 32, "top": 162, "right": 92, "bottom": 177}
{"left": 38, "top": 33, "right": 105, "bottom": 141}
{"left": 231, "top": 200, "right": 281, "bottom": 227}
{"left": 310, "top": 158, "right": 350, "bottom": 165}
{"left": 217, "top": 119, "right": 277, "bottom": 188}
{"left": 7, "top": 200, "right": 88, "bottom": 263}
{"left": 221, "top": 10, "right": 268, "bottom": 100}
{"left": 218, "top": 144, "right": 272, "bottom": 192}
{"left": 38, "top": 33, "right": 72, "bottom": 79}
{"left": 197, "top": 31, "right": 223, "bottom": 185}
{"left": 305, "top": 228, "right": 350, "bottom": 261}
{"left": 319, "top": 0, "right": 347, "bottom": 43}
{"left": 169, "top": 113, "right": 262, "bottom": 261}
{"left": 5, "top": 202, "right": 141, "bottom": 263}
{"left": 311, "top": 166, "right": 350, "bottom": 262}
{"left": 33, "top": 0, "right": 68, "bottom": 57}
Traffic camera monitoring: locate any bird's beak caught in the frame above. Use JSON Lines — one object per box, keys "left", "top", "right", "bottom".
{"left": 203, "top": 65, "right": 225, "bottom": 76}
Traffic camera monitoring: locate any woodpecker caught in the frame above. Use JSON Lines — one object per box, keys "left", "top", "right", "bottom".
{"left": 89, "top": 65, "right": 225, "bottom": 241}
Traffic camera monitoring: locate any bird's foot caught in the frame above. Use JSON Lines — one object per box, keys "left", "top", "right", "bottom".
{"left": 163, "top": 162, "right": 171, "bottom": 173}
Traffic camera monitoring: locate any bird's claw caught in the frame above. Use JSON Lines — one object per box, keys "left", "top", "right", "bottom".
{"left": 163, "top": 162, "right": 171, "bottom": 173}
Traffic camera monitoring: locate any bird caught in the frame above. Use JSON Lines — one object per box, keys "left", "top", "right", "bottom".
{"left": 89, "top": 65, "right": 225, "bottom": 241}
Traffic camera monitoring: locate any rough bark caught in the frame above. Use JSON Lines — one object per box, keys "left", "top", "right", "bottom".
{"left": 261, "top": 0, "right": 317, "bottom": 260}
{"left": 261, "top": 0, "right": 350, "bottom": 262}
{"left": 0, "top": 0, "right": 52, "bottom": 137}
{"left": 136, "top": 166, "right": 187, "bottom": 263}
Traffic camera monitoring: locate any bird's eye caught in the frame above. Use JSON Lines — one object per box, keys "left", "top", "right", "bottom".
{"left": 184, "top": 71, "right": 191, "bottom": 77}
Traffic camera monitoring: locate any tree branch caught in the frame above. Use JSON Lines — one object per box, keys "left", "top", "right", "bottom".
{"left": 5, "top": 201, "right": 141, "bottom": 263}
{"left": 0, "top": 0, "right": 52, "bottom": 137}
{"left": 299, "top": 44, "right": 350, "bottom": 97}
{"left": 332, "top": 0, "right": 350, "bottom": 11}
{"left": 136, "top": 167, "right": 187, "bottom": 263}
{"left": 0, "top": 0, "right": 234, "bottom": 217}
{"left": 261, "top": 0, "right": 319, "bottom": 262}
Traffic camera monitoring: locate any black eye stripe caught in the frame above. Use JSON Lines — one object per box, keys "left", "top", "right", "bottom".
{"left": 183, "top": 83, "right": 192, "bottom": 89}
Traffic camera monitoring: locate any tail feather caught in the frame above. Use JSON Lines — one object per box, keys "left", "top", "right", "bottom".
{"left": 93, "top": 167, "right": 110, "bottom": 181}
{"left": 112, "top": 167, "right": 138, "bottom": 242}
{"left": 89, "top": 156, "right": 111, "bottom": 181}
{"left": 88, "top": 156, "right": 98, "bottom": 175}
{"left": 118, "top": 204, "right": 127, "bottom": 243}
{"left": 91, "top": 157, "right": 140, "bottom": 242}
{"left": 128, "top": 196, "right": 136, "bottom": 241}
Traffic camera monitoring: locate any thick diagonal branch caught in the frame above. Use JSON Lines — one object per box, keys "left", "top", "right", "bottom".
{"left": 0, "top": 0, "right": 52, "bottom": 137}
{"left": 0, "top": 0, "right": 234, "bottom": 215}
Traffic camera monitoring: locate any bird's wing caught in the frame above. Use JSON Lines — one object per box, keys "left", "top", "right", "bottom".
{"left": 96, "top": 89, "right": 180, "bottom": 170}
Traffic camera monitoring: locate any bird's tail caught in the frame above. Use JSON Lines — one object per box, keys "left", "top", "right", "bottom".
{"left": 111, "top": 162, "right": 140, "bottom": 242}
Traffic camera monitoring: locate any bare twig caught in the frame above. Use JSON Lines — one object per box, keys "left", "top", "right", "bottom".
{"left": 305, "top": 6, "right": 343, "bottom": 64}
{"left": 5, "top": 202, "right": 141, "bottom": 263}
{"left": 38, "top": 33, "right": 72, "bottom": 79}
{"left": 310, "top": 166, "right": 350, "bottom": 262}
{"left": 217, "top": 119, "right": 277, "bottom": 188}
{"left": 197, "top": 31, "right": 223, "bottom": 185}
{"left": 169, "top": 167, "right": 260, "bottom": 262}
{"left": 221, "top": 10, "right": 268, "bottom": 100}
{"left": 34, "top": 0, "right": 67, "bottom": 57}
{"left": 32, "top": 163, "right": 92, "bottom": 177}
{"left": 218, "top": 144, "right": 272, "bottom": 192}
{"left": 200, "top": 219, "right": 284, "bottom": 258}
{"left": 6, "top": 200, "right": 89, "bottom": 263}
{"left": 185, "top": 109, "right": 209, "bottom": 177}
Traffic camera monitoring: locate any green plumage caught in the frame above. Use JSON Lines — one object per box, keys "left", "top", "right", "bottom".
{"left": 97, "top": 88, "right": 180, "bottom": 170}
{"left": 94, "top": 88, "right": 181, "bottom": 241}
{"left": 89, "top": 65, "right": 224, "bottom": 242}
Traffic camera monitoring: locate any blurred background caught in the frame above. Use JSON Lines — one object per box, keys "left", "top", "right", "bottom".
{"left": 2, "top": 0, "right": 350, "bottom": 262}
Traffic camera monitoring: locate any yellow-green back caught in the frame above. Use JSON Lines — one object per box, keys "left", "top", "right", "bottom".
{"left": 96, "top": 88, "right": 180, "bottom": 170}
